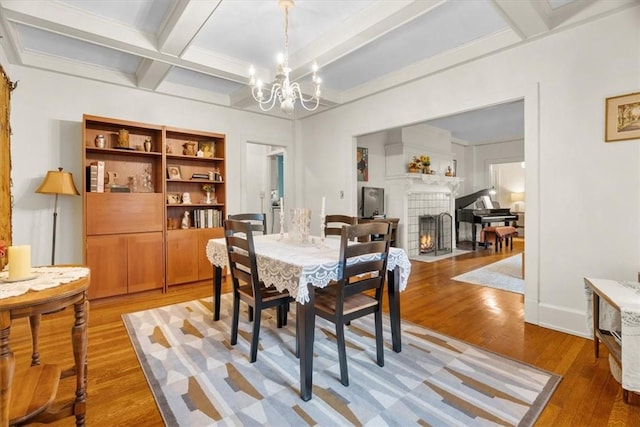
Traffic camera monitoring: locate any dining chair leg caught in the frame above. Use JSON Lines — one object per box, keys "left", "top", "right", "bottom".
{"left": 295, "top": 314, "right": 300, "bottom": 358}
{"left": 276, "top": 306, "right": 284, "bottom": 328}
{"left": 249, "top": 306, "right": 261, "bottom": 363}
{"left": 336, "top": 323, "right": 349, "bottom": 386}
{"left": 282, "top": 304, "right": 288, "bottom": 326}
{"left": 248, "top": 306, "right": 254, "bottom": 322}
{"left": 374, "top": 310, "right": 384, "bottom": 367}
{"left": 231, "top": 294, "right": 241, "bottom": 346}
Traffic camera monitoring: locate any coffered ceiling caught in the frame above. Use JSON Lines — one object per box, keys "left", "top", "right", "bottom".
{"left": 0, "top": 0, "right": 635, "bottom": 142}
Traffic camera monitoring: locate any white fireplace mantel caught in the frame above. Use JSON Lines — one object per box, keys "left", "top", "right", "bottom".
{"left": 386, "top": 173, "right": 464, "bottom": 194}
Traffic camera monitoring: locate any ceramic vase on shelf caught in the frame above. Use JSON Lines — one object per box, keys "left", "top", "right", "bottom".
{"left": 423, "top": 166, "right": 430, "bottom": 174}
{"left": 204, "top": 192, "right": 213, "bottom": 204}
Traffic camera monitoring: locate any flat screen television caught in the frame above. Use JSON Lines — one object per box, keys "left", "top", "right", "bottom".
{"left": 362, "top": 186, "right": 384, "bottom": 218}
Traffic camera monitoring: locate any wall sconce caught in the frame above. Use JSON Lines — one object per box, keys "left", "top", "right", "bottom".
{"left": 35, "top": 167, "right": 80, "bottom": 265}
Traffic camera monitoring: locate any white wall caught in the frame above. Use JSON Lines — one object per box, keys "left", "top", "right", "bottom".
{"left": 297, "top": 7, "right": 640, "bottom": 337}
{"left": 8, "top": 66, "right": 293, "bottom": 266}
{"left": 492, "top": 162, "right": 526, "bottom": 211}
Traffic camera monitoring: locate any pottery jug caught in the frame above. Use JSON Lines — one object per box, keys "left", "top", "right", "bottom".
{"left": 95, "top": 134, "right": 106, "bottom": 148}
{"left": 117, "top": 129, "right": 129, "bottom": 148}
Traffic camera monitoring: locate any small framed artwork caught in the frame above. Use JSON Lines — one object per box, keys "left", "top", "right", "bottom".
{"left": 167, "top": 193, "right": 181, "bottom": 204}
{"left": 198, "top": 141, "right": 215, "bottom": 158}
{"left": 357, "top": 147, "right": 368, "bottom": 182}
{"left": 167, "top": 165, "right": 182, "bottom": 180}
{"left": 605, "top": 92, "right": 640, "bottom": 142}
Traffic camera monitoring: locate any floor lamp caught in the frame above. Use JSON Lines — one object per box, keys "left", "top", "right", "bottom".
{"left": 36, "top": 167, "right": 80, "bottom": 265}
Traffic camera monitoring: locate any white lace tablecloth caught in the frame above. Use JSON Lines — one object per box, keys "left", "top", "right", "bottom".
{"left": 584, "top": 277, "right": 640, "bottom": 393}
{"left": 0, "top": 267, "right": 90, "bottom": 299}
{"left": 206, "top": 234, "right": 411, "bottom": 304}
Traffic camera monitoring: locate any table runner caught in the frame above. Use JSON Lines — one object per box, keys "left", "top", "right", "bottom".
{"left": 0, "top": 266, "right": 90, "bottom": 299}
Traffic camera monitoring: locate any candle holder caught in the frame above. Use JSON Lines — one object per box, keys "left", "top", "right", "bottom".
{"left": 278, "top": 208, "right": 285, "bottom": 240}
{"left": 319, "top": 215, "right": 326, "bottom": 247}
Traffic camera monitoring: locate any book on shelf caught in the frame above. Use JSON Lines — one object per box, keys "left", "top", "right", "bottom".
{"left": 87, "top": 160, "right": 105, "bottom": 192}
{"left": 192, "top": 208, "right": 222, "bottom": 228}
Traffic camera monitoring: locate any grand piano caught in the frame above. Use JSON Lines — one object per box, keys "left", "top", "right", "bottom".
{"left": 455, "top": 188, "right": 517, "bottom": 249}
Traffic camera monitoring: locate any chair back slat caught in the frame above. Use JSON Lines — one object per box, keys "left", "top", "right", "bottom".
{"left": 228, "top": 213, "right": 267, "bottom": 235}
{"left": 335, "top": 222, "right": 391, "bottom": 307}
{"left": 324, "top": 214, "right": 358, "bottom": 237}
{"left": 224, "top": 219, "right": 261, "bottom": 300}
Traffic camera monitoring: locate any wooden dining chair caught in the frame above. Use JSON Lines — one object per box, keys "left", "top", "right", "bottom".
{"left": 228, "top": 213, "right": 267, "bottom": 235}
{"left": 224, "top": 219, "right": 294, "bottom": 363}
{"left": 314, "top": 221, "right": 391, "bottom": 386}
{"left": 324, "top": 214, "right": 358, "bottom": 238}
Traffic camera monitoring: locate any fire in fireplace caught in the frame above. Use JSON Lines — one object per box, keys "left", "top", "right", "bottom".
{"left": 419, "top": 212, "right": 452, "bottom": 256}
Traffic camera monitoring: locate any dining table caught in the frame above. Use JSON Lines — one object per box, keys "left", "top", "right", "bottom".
{"left": 206, "top": 233, "right": 411, "bottom": 401}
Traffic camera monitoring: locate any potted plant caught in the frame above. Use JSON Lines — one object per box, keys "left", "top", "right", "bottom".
{"left": 202, "top": 184, "right": 215, "bottom": 204}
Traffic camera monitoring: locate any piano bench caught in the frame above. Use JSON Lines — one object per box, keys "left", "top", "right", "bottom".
{"left": 481, "top": 226, "right": 518, "bottom": 252}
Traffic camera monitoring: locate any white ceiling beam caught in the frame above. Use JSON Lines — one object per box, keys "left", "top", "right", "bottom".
{"left": 137, "top": 0, "right": 220, "bottom": 90}
{"left": 19, "top": 50, "right": 137, "bottom": 87}
{"left": 136, "top": 60, "right": 172, "bottom": 90}
{"left": 492, "top": 0, "right": 550, "bottom": 39}
{"left": 158, "top": 0, "right": 221, "bottom": 57}
{"left": 288, "top": 0, "right": 446, "bottom": 82}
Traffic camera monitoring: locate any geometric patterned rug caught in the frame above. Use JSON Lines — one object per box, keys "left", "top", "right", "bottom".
{"left": 452, "top": 255, "right": 525, "bottom": 294}
{"left": 122, "top": 294, "right": 560, "bottom": 426}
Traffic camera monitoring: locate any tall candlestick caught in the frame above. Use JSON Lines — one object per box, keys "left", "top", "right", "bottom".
{"left": 321, "top": 196, "right": 326, "bottom": 220}
{"left": 279, "top": 197, "right": 283, "bottom": 212}
{"left": 8, "top": 245, "right": 31, "bottom": 280}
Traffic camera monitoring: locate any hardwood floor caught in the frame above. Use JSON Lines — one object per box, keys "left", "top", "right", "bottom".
{"left": 8, "top": 238, "right": 639, "bottom": 426}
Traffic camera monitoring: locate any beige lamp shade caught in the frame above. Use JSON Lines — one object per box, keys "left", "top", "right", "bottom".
{"left": 36, "top": 167, "right": 79, "bottom": 195}
{"left": 510, "top": 192, "right": 525, "bottom": 202}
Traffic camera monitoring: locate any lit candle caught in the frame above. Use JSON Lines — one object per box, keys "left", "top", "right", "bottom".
{"left": 321, "top": 196, "right": 326, "bottom": 220}
{"left": 280, "top": 197, "right": 283, "bottom": 211}
{"left": 8, "top": 245, "right": 31, "bottom": 280}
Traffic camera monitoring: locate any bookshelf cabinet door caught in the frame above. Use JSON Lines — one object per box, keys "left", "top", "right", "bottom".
{"left": 86, "top": 235, "right": 128, "bottom": 299}
{"left": 127, "top": 232, "right": 164, "bottom": 293}
{"left": 166, "top": 229, "right": 199, "bottom": 285}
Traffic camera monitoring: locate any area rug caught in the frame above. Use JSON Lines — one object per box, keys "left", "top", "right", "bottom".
{"left": 122, "top": 294, "right": 559, "bottom": 426}
{"left": 452, "top": 255, "right": 524, "bottom": 294}
{"left": 411, "top": 248, "right": 470, "bottom": 263}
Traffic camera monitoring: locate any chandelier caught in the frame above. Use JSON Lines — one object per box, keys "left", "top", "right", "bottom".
{"left": 248, "top": 0, "right": 321, "bottom": 114}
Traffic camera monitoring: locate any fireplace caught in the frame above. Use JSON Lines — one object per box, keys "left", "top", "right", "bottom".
{"left": 418, "top": 213, "right": 452, "bottom": 256}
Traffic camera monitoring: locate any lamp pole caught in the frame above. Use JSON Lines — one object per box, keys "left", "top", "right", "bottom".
{"left": 51, "top": 193, "right": 59, "bottom": 265}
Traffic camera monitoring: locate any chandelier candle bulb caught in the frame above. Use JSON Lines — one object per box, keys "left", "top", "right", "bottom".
{"left": 8, "top": 245, "right": 31, "bottom": 280}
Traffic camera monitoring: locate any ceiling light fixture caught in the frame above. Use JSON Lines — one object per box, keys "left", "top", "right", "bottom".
{"left": 248, "top": 0, "right": 321, "bottom": 114}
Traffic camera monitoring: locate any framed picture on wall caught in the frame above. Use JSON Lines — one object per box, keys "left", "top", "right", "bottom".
{"left": 357, "top": 147, "right": 368, "bottom": 182}
{"left": 605, "top": 92, "right": 640, "bottom": 142}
